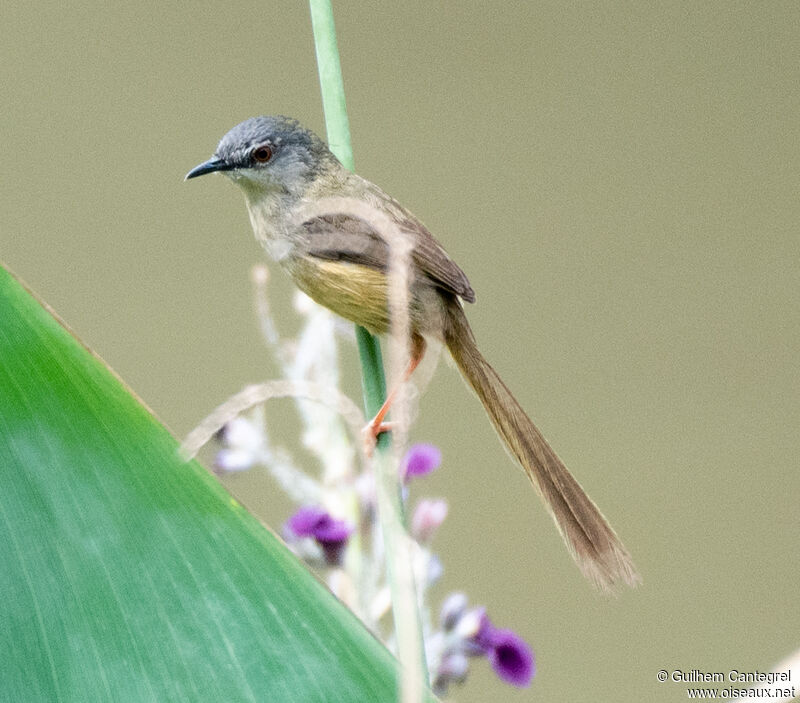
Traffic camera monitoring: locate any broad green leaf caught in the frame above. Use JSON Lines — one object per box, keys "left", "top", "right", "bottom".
{"left": 0, "top": 266, "right": 429, "bottom": 702}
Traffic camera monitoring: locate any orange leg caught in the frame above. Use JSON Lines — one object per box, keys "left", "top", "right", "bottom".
{"left": 363, "top": 334, "right": 426, "bottom": 453}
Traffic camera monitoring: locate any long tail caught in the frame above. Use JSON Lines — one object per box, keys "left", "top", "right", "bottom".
{"left": 443, "top": 298, "right": 640, "bottom": 591}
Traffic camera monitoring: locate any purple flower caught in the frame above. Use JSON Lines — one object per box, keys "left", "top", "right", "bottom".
{"left": 286, "top": 506, "right": 327, "bottom": 536}
{"left": 403, "top": 443, "right": 442, "bottom": 481}
{"left": 466, "top": 611, "right": 535, "bottom": 687}
{"left": 432, "top": 595, "right": 535, "bottom": 693}
{"left": 462, "top": 608, "right": 493, "bottom": 656}
{"left": 285, "top": 506, "right": 353, "bottom": 566}
{"left": 484, "top": 627, "right": 535, "bottom": 687}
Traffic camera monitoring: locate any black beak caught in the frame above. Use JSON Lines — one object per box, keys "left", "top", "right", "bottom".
{"left": 185, "top": 157, "right": 232, "bottom": 180}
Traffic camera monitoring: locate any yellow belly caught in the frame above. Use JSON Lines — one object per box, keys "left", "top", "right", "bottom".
{"left": 285, "top": 256, "right": 447, "bottom": 339}
{"left": 287, "top": 257, "right": 392, "bottom": 334}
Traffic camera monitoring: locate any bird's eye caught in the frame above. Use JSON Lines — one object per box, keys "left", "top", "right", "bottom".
{"left": 252, "top": 145, "right": 273, "bottom": 164}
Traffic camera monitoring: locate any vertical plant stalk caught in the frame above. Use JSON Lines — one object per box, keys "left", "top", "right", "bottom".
{"left": 308, "top": 2, "right": 428, "bottom": 700}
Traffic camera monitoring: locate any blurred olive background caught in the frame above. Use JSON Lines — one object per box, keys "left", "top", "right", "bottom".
{"left": 2, "top": 2, "right": 798, "bottom": 701}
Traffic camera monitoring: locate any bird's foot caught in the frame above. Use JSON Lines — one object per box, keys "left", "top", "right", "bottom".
{"left": 361, "top": 419, "right": 397, "bottom": 458}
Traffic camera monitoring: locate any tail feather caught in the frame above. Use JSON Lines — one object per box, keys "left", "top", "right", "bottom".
{"left": 444, "top": 299, "right": 640, "bottom": 591}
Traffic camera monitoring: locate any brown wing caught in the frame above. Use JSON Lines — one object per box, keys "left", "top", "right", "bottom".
{"left": 298, "top": 211, "right": 475, "bottom": 303}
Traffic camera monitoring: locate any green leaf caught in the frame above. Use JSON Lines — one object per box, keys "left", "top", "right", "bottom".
{"left": 0, "top": 266, "right": 429, "bottom": 702}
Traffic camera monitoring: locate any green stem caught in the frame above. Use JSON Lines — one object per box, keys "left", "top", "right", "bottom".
{"left": 354, "top": 327, "right": 390, "bottom": 448}
{"left": 308, "top": 0, "right": 353, "bottom": 172}
{"left": 308, "top": 0, "right": 387, "bottom": 437}
{"left": 309, "top": 1, "right": 429, "bottom": 698}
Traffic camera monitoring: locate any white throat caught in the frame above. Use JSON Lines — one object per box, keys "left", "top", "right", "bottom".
{"left": 243, "top": 190, "right": 295, "bottom": 263}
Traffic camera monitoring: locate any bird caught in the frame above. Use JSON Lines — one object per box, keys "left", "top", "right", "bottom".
{"left": 186, "top": 115, "right": 639, "bottom": 591}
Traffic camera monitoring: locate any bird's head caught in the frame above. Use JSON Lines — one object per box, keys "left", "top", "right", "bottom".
{"left": 186, "top": 116, "right": 337, "bottom": 199}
